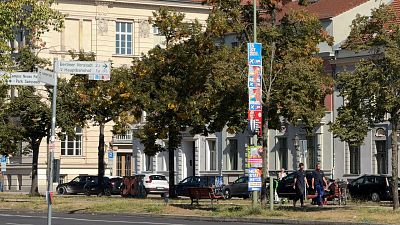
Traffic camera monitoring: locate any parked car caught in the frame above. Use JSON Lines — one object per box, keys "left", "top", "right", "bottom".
{"left": 142, "top": 174, "right": 169, "bottom": 197}
{"left": 173, "top": 176, "right": 220, "bottom": 197}
{"left": 347, "top": 174, "right": 400, "bottom": 202}
{"left": 276, "top": 171, "right": 315, "bottom": 200}
{"left": 56, "top": 175, "right": 97, "bottom": 195}
{"left": 223, "top": 176, "right": 250, "bottom": 199}
{"left": 109, "top": 176, "right": 123, "bottom": 195}
{"left": 84, "top": 177, "right": 112, "bottom": 196}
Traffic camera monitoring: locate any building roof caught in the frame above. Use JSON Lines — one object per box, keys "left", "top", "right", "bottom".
{"left": 278, "top": 0, "right": 369, "bottom": 20}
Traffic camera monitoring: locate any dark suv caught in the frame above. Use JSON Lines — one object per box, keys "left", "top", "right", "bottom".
{"left": 347, "top": 174, "right": 400, "bottom": 202}
{"left": 172, "top": 176, "right": 220, "bottom": 197}
{"left": 56, "top": 175, "right": 97, "bottom": 195}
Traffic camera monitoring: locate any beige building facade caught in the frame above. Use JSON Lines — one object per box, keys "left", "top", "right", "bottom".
{"left": 3, "top": 0, "right": 210, "bottom": 193}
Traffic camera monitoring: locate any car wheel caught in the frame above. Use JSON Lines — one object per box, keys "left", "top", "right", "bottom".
{"left": 104, "top": 188, "right": 111, "bottom": 196}
{"left": 223, "top": 189, "right": 231, "bottom": 199}
{"left": 84, "top": 187, "right": 91, "bottom": 196}
{"left": 57, "top": 187, "right": 67, "bottom": 195}
{"left": 371, "top": 192, "right": 380, "bottom": 202}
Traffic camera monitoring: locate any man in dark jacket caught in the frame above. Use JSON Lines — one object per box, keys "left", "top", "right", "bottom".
{"left": 312, "top": 163, "right": 328, "bottom": 206}
{"left": 293, "top": 163, "right": 308, "bottom": 207}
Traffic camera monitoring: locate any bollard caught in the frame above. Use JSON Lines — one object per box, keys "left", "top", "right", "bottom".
{"left": 164, "top": 191, "right": 169, "bottom": 205}
{"left": 269, "top": 176, "right": 273, "bottom": 211}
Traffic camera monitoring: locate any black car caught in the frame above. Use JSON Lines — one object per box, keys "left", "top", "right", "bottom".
{"left": 173, "top": 176, "right": 220, "bottom": 197}
{"left": 56, "top": 175, "right": 97, "bottom": 195}
{"left": 347, "top": 174, "right": 400, "bottom": 202}
{"left": 222, "top": 176, "right": 250, "bottom": 199}
{"left": 84, "top": 177, "right": 112, "bottom": 196}
{"left": 276, "top": 171, "right": 315, "bottom": 200}
{"left": 109, "top": 177, "right": 123, "bottom": 195}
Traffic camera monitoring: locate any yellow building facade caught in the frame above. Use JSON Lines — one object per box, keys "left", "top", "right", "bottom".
{"left": 4, "top": 0, "right": 210, "bottom": 193}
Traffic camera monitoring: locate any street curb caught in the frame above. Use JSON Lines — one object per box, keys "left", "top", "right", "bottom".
{"left": 129, "top": 213, "right": 386, "bottom": 225}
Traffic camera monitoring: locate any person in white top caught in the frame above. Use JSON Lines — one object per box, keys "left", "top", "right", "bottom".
{"left": 278, "top": 168, "right": 287, "bottom": 180}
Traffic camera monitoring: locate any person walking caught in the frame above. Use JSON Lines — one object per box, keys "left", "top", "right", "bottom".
{"left": 293, "top": 163, "right": 308, "bottom": 207}
{"left": 312, "top": 163, "right": 328, "bottom": 206}
{"left": 0, "top": 172, "right": 4, "bottom": 192}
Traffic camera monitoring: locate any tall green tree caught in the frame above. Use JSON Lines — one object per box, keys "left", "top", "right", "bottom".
{"left": 59, "top": 51, "right": 141, "bottom": 195}
{"left": 0, "top": 0, "right": 64, "bottom": 70}
{"left": 0, "top": 0, "right": 63, "bottom": 195}
{"left": 134, "top": 7, "right": 247, "bottom": 195}
{"left": 330, "top": 5, "right": 400, "bottom": 210}
{"left": 205, "top": 0, "right": 333, "bottom": 202}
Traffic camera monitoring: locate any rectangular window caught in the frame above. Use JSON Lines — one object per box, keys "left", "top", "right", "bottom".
{"left": 116, "top": 153, "right": 132, "bottom": 177}
{"left": 376, "top": 140, "right": 387, "bottom": 174}
{"left": 116, "top": 22, "right": 133, "bottom": 55}
{"left": 208, "top": 140, "right": 217, "bottom": 171}
{"left": 307, "top": 135, "right": 316, "bottom": 169}
{"left": 278, "top": 137, "right": 288, "bottom": 170}
{"left": 145, "top": 154, "right": 153, "bottom": 171}
{"left": 349, "top": 145, "right": 360, "bottom": 175}
{"left": 228, "top": 139, "right": 238, "bottom": 170}
{"left": 61, "top": 127, "right": 83, "bottom": 156}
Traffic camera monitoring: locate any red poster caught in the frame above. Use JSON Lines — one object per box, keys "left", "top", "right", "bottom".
{"left": 248, "top": 110, "right": 262, "bottom": 136}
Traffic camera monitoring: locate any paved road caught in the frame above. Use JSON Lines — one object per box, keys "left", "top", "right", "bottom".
{"left": 0, "top": 211, "right": 282, "bottom": 225}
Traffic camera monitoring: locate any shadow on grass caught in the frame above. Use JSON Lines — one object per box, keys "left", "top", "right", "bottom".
{"left": 68, "top": 208, "right": 89, "bottom": 214}
{"left": 170, "top": 203, "right": 220, "bottom": 212}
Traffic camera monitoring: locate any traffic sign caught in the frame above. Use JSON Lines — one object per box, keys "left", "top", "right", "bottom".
{"left": 0, "top": 72, "right": 43, "bottom": 86}
{"left": 38, "top": 69, "right": 57, "bottom": 86}
{"left": 55, "top": 61, "right": 111, "bottom": 75}
{"left": 108, "top": 151, "right": 114, "bottom": 159}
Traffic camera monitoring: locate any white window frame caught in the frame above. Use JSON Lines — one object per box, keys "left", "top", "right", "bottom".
{"left": 207, "top": 139, "right": 217, "bottom": 171}
{"left": 61, "top": 127, "right": 83, "bottom": 156}
{"left": 144, "top": 154, "right": 153, "bottom": 172}
{"left": 228, "top": 139, "right": 238, "bottom": 170}
{"left": 116, "top": 21, "right": 133, "bottom": 55}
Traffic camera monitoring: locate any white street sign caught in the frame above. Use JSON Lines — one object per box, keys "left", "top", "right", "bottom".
{"left": 38, "top": 68, "right": 57, "bottom": 86}
{"left": 55, "top": 61, "right": 111, "bottom": 75}
{"left": 0, "top": 72, "right": 43, "bottom": 86}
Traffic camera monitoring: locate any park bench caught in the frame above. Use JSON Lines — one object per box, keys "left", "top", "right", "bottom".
{"left": 187, "top": 187, "right": 224, "bottom": 205}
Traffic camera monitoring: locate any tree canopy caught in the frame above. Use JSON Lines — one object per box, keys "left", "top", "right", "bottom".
{"left": 330, "top": 5, "right": 400, "bottom": 210}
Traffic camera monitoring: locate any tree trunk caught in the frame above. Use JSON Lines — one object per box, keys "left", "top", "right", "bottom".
{"left": 168, "top": 126, "right": 180, "bottom": 197}
{"left": 261, "top": 106, "right": 269, "bottom": 204}
{"left": 98, "top": 122, "right": 105, "bottom": 196}
{"left": 391, "top": 116, "right": 399, "bottom": 210}
{"left": 30, "top": 141, "right": 40, "bottom": 196}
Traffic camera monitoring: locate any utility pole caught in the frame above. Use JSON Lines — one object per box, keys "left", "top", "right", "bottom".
{"left": 251, "top": 0, "right": 259, "bottom": 208}
{"left": 47, "top": 61, "right": 58, "bottom": 225}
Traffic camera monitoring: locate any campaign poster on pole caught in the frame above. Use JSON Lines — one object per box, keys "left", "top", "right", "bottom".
{"left": 248, "top": 110, "right": 262, "bottom": 136}
{"left": 247, "top": 145, "right": 263, "bottom": 168}
{"left": 248, "top": 167, "right": 262, "bottom": 191}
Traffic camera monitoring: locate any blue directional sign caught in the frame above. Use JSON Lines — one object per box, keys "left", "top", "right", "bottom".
{"left": 1, "top": 156, "right": 6, "bottom": 163}
{"left": 248, "top": 43, "right": 262, "bottom": 66}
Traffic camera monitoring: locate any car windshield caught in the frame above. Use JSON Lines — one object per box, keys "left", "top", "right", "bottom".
{"left": 150, "top": 175, "right": 166, "bottom": 180}
{"left": 71, "top": 177, "right": 81, "bottom": 182}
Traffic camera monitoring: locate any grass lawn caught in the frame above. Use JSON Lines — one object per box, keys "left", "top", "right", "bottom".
{"left": 0, "top": 192, "right": 399, "bottom": 224}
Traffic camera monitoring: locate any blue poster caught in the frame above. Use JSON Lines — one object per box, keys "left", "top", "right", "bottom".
{"left": 248, "top": 167, "right": 262, "bottom": 191}
{"left": 1, "top": 155, "right": 6, "bottom": 163}
{"left": 248, "top": 43, "right": 262, "bottom": 66}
